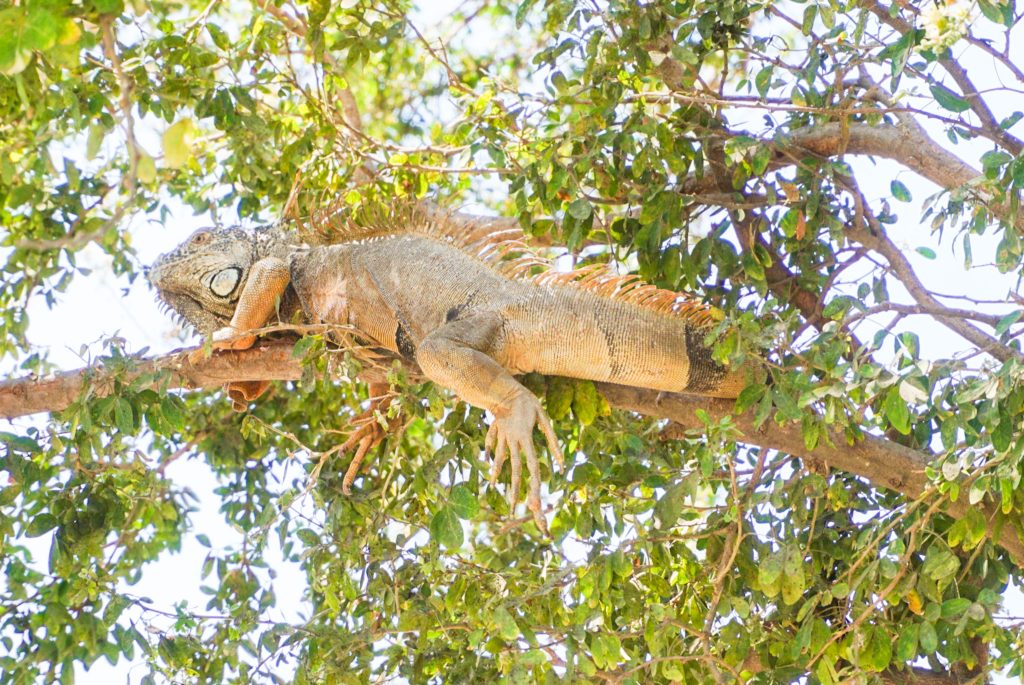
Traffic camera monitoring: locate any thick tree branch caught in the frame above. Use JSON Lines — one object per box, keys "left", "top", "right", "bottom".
{"left": 0, "top": 342, "right": 299, "bottom": 420}
{"left": 672, "top": 120, "right": 1020, "bottom": 233}
{"left": 783, "top": 122, "right": 980, "bottom": 191}
{"left": 2, "top": 340, "right": 1022, "bottom": 567}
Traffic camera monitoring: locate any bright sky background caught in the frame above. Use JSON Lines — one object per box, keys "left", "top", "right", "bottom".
{"left": 2, "top": 1, "right": 1023, "bottom": 682}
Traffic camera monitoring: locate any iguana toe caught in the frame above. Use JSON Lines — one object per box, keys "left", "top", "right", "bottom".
{"left": 340, "top": 430, "right": 381, "bottom": 496}
{"left": 485, "top": 391, "right": 561, "bottom": 532}
{"left": 340, "top": 389, "right": 401, "bottom": 495}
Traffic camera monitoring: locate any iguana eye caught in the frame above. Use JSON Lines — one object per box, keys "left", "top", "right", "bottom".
{"left": 191, "top": 231, "right": 212, "bottom": 245}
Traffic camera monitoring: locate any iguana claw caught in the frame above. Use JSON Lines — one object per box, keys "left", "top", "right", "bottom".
{"left": 485, "top": 391, "right": 563, "bottom": 533}
{"left": 187, "top": 326, "right": 258, "bottom": 366}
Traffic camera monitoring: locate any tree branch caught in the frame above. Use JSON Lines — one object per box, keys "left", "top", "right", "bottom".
{"left": 837, "top": 172, "right": 1023, "bottom": 362}
{"left": 2, "top": 340, "right": 1022, "bottom": 567}
{"left": 673, "top": 121, "right": 1020, "bottom": 233}
{"left": 0, "top": 342, "right": 299, "bottom": 420}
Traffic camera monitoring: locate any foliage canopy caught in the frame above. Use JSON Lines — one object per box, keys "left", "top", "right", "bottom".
{"left": 2, "top": 0, "right": 1024, "bottom": 683}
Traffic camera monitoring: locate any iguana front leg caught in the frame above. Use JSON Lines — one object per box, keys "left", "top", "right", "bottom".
{"left": 189, "top": 257, "right": 291, "bottom": 406}
{"left": 416, "top": 312, "right": 563, "bottom": 532}
{"left": 212, "top": 257, "right": 292, "bottom": 350}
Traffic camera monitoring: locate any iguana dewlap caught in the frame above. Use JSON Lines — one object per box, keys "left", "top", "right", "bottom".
{"left": 148, "top": 214, "right": 747, "bottom": 531}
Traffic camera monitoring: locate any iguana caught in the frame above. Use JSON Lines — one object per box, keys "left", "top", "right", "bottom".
{"left": 148, "top": 206, "right": 749, "bottom": 530}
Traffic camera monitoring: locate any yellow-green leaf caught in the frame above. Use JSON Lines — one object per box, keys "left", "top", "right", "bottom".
{"left": 163, "top": 118, "right": 195, "bottom": 169}
{"left": 86, "top": 124, "right": 105, "bottom": 160}
{"left": 572, "top": 380, "right": 598, "bottom": 426}
{"left": 136, "top": 151, "right": 157, "bottom": 183}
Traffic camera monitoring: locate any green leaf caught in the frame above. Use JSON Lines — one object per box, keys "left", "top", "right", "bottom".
{"left": 895, "top": 622, "right": 918, "bottom": 661}
{"left": 981, "top": 150, "right": 1013, "bottom": 177}
{"left": 890, "top": 180, "right": 912, "bottom": 202}
{"left": 947, "top": 518, "right": 967, "bottom": 548}
{"left": 1000, "top": 477, "right": 1014, "bottom": 513}
{"left": 86, "top": 124, "right": 106, "bottom": 160}
{"left": 883, "top": 387, "right": 911, "bottom": 435}
{"left": 449, "top": 485, "right": 479, "bottom": 519}
{"left": 25, "top": 513, "right": 58, "bottom": 537}
{"left": 571, "top": 380, "right": 598, "bottom": 426}
{"left": 0, "top": 431, "right": 41, "bottom": 453}
{"left": 742, "top": 252, "right": 765, "bottom": 281}
{"left": 751, "top": 144, "right": 772, "bottom": 175}
{"left": 429, "top": 507, "right": 463, "bottom": 548}
{"left": 655, "top": 480, "right": 687, "bottom": 529}
{"left": 0, "top": 7, "right": 59, "bottom": 75}
{"left": 801, "top": 5, "right": 817, "bottom": 35}
{"left": 160, "top": 396, "right": 186, "bottom": 431}
{"left": 292, "top": 335, "right": 319, "bottom": 359}
{"left": 979, "top": 0, "right": 1014, "bottom": 24}
{"left": 857, "top": 624, "right": 892, "bottom": 672}
{"left": 781, "top": 545, "right": 805, "bottom": 605}
{"left": 755, "top": 66, "right": 773, "bottom": 97}
{"left": 940, "top": 597, "right": 971, "bottom": 619}
{"left": 995, "top": 310, "right": 1022, "bottom": 336}
{"left": 922, "top": 545, "right": 959, "bottom": 580}
{"left": 545, "top": 377, "right": 574, "bottom": 420}
{"left": 758, "top": 549, "right": 784, "bottom": 594}
{"left": 962, "top": 507, "right": 988, "bottom": 548}
{"left": 206, "top": 24, "right": 231, "bottom": 50}
{"left": 915, "top": 246, "right": 936, "bottom": 260}
{"left": 734, "top": 383, "right": 764, "bottom": 414}
{"left": 566, "top": 198, "right": 591, "bottom": 220}
{"left": 930, "top": 84, "right": 971, "bottom": 113}
{"left": 491, "top": 606, "right": 519, "bottom": 640}
{"left": 919, "top": 622, "right": 938, "bottom": 653}
{"left": 114, "top": 398, "right": 134, "bottom": 434}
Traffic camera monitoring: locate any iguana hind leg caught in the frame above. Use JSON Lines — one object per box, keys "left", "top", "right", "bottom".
{"left": 415, "top": 312, "right": 563, "bottom": 533}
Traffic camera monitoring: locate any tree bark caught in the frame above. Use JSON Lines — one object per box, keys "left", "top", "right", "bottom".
{"left": 2, "top": 340, "right": 1021, "bottom": 567}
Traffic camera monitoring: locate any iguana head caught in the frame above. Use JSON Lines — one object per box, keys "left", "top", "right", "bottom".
{"left": 148, "top": 225, "right": 259, "bottom": 335}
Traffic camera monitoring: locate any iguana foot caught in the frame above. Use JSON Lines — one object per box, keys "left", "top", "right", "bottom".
{"left": 341, "top": 390, "right": 400, "bottom": 495}
{"left": 485, "top": 391, "right": 563, "bottom": 533}
{"left": 212, "top": 325, "right": 257, "bottom": 350}
{"left": 186, "top": 327, "right": 257, "bottom": 366}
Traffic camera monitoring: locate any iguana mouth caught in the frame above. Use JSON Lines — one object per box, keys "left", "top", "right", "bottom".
{"left": 154, "top": 289, "right": 227, "bottom": 335}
